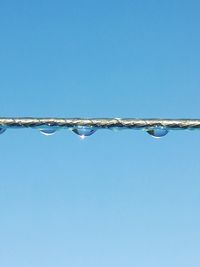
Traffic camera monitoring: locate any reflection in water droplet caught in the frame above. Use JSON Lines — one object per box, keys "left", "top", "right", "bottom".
{"left": 0, "top": 127, "right": 6, "bottom": 135}
{"left": 72, "top": 126, "right": 96, "bottom": 138}
{"left": 39, "top": 127, "right": 57, "bottom": 136}
{"left": 146, "top": 127, "right": 169, "bottom": 138}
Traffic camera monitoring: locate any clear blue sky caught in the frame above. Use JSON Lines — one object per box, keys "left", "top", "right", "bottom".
{"left": 0, "top": 0, "right": 200, "bottom": 266}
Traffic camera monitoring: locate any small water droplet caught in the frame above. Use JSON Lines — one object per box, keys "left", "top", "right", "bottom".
{"left": 39, "top": 126, "right": 57, "bottom": 136}
{"left": 146, "top": 127, "right": 169, "bottom": 138}
{"left": 0, "top": 127, "right": 6, "bottom": 135}
{"left": 72, "top": 126, "right": 96, "bottom": 138}
{"left": 109, "top": 126, "right": 126, "bottom": 132}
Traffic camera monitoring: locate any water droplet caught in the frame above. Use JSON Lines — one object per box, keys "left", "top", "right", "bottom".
{"left": 146, "top": 127, "right": 169, "bottom": 138}
{"left": 39, "top": 126, "right": 57, "bottom": 136}
{"left": 109, "top": 126, "right": 126, "bottom": 132}
{"left": 0, "top": 127, "right": 6, "bottom": 135}
{"left": 72, "top": 126, "right": 96, "bottom": 138}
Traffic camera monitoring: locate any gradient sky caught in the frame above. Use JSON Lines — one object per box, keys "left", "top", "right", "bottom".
{"left": 0, "top": 1, "right": 200, "bottom": 266}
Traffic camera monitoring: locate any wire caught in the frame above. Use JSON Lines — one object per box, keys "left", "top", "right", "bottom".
{"left": 0, "top": 118, "right": 200, "bottom": 130}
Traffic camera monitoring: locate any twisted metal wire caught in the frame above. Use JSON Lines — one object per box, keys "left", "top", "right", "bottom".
{"left": 0, "top": 118, "right": 200, "bottom": 130}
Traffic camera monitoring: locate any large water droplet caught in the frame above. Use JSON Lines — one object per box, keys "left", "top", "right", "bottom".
{"left": 0, "top": 127, "right": 6, "bottom": 135}
{"left": 72, "top": 126, "right": 96, "bottom": 139}
{"left": 146, "top": 127, "right": 169, "bottom": 138}
{"left": 39, "top": 126, "right": 57, "bottom": 136}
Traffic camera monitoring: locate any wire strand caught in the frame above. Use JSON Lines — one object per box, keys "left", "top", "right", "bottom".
{"left": 0, "top": 118, "right": 200, "bottom": 130}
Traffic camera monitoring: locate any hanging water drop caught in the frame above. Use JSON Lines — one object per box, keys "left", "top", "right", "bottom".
{"left": 72, "top": 126, "right": 96, "bottom": 139}
{"left": 0, "top": 127, "right": 6, "bottom": 135}
{"left": 39, "top": 126, "right": 57, "bottom": 136}
{"left": 146, "top": 127, "right": 169, "bottom": 138}
{"left": 109, "top": 126, "right": 125, "bottom": 132}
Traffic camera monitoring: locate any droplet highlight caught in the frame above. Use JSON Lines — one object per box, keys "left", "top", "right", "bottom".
{"left": 72, "top": 126, "right": 96, "bottom": 139}
{"left": 146, "top": 127, "right": 169, "bottom": 138}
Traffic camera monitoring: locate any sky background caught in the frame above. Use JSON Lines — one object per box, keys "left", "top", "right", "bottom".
{"left": 0, "top": 0, "right": 200, "bottom": 266}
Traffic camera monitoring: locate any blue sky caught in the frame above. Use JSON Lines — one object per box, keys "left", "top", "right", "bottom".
{"left": 0, "top": 1, "right": 200, "bottom": 266}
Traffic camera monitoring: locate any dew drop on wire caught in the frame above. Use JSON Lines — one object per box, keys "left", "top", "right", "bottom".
{"left": 40, "top": 127, "right": 57, "bottom": 136}
{"left": 109, "top": 127, "right": 125, "bottom": 132}
{"left": 146, "top": 127, "right": 169, "bottom": 138}
{"left": 0, "top": 127, "right": 6, "bottom": 135}
{"left": 72, "top": 126, "right": 96, "bottom": 139}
